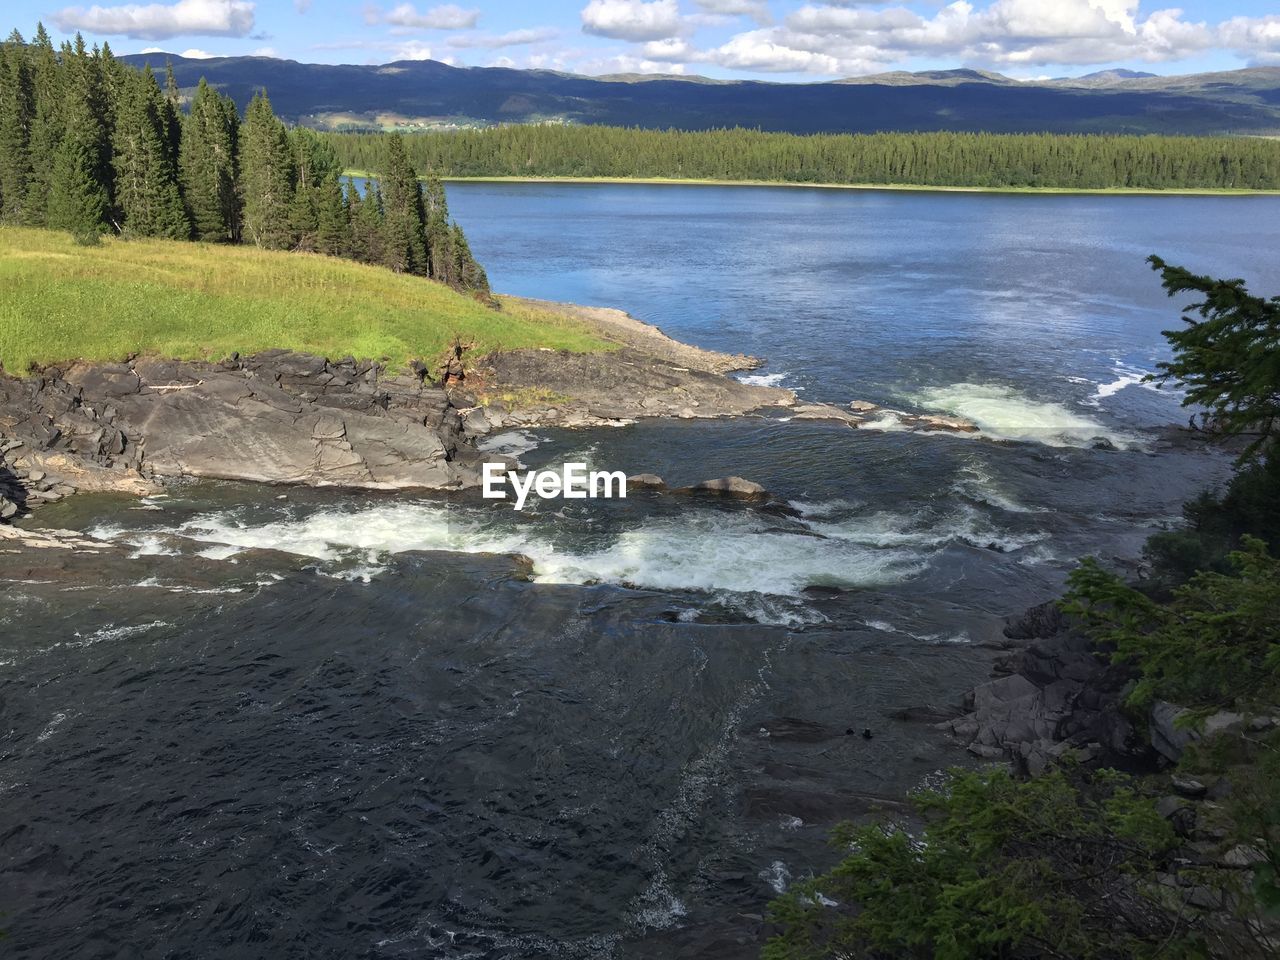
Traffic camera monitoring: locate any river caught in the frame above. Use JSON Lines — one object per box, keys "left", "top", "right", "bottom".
{"left": 4, "top": 184, "right": 1279, "bottom": 958}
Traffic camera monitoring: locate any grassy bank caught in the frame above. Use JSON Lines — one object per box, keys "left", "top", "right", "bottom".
{"left": 0, "top": 228, "right": 608, "bottom": 373}
{"left": 344, "top": 170, "right": 1280, "bottom": 196}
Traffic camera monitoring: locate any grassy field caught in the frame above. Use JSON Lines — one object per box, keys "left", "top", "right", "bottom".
{"left": 0, "top": 227, "right": 608, "bottom": 373}
{"left": 344, "top": 170, "right": 1280, "bottom": 197}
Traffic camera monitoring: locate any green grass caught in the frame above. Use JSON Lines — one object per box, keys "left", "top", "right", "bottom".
{"left": 0, "top": 227, "right": 609, "bottom": 373}
{"left": 344, "top": 169, "right": 1280, "bottom": 197}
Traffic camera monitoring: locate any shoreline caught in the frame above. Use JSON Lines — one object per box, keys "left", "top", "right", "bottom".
{"left": 343, "top": 170, "right": 1280, "bottom": 197}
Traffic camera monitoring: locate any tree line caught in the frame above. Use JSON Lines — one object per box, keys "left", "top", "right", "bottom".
{"left": 0, "top": 25, "right": 488, "bottom": 295}
{"left": 323, "top": 123, "right": 1280, "bottom": 191}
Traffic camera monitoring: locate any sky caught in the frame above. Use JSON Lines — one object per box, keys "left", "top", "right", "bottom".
{"left": 5, "top": 0, "right": 1280, "bottom": 82}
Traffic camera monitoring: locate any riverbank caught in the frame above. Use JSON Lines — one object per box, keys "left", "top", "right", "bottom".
{"left": 344, "top": 170, "right": 1280, "bottom": 197}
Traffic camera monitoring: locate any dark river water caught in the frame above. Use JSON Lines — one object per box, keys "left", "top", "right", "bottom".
{"left": 4, "top": 185, "right": 1280, "bottom": 958}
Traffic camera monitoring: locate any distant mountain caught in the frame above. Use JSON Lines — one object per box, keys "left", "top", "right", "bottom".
{"left": 1057, "top": 69, "right": 1161, "bottom": 85}
{"left": 118, "top": 54, "right": 1280, "bottom": 137}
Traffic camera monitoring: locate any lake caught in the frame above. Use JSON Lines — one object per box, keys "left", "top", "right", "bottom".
{"left": 4, "top": 184, "right": 1279, "bottom": 959}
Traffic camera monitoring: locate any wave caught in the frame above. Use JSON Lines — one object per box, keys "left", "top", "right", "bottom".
{"left": 909, "top": 382, "right": 1142, "bottom": 449}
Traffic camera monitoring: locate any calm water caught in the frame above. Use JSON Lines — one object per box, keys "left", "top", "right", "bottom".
{"left": 5, "top": 185, "right": 1279, "bottom": 959}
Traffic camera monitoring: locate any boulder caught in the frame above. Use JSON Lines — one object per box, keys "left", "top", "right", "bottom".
{"left": 683, "top": 476, "right": 769, "bottom": 499}
{"left": 848, "top": 400, "right": 879, "bottom": 412}
{"left": 628, "top": 473, "right": 666, "bottom": 489}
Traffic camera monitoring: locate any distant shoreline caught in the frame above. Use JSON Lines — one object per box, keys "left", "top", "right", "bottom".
{"left": 342, "top": 170, "right": 1280, "bottom": 197}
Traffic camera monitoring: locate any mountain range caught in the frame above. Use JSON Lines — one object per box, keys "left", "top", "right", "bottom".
{"left": 119, "top": 54, "right": 1280, "bottom": 137}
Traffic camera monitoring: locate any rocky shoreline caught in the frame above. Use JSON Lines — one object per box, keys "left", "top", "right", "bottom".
{"left": 0, "top": 300, "right": 985, "bottom": 522}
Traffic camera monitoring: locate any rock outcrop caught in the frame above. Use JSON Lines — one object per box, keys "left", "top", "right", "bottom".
{"left": 0, "top": 351, "right": 484, "bottom": 513}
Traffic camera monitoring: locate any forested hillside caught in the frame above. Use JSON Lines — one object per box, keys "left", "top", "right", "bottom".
{"left": 119, "top": 52, "right": 1280, "bottom": 137}
{"left": 325, "top": 125, "right": 1280, "bottom": 191}
{"left": 0, "top": 25, "right": 488, "bottom": 295}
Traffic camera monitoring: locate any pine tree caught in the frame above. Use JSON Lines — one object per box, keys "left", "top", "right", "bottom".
{"left": 379, "top": 133, "right": 427, "bottom": 274}
{"left": 180, "top": 79, "right": 239, "bottom": 242}
{"left": 451, "top": 222, "right": 489, "bottom": 295}
{"left": 239, "top": 90, "right": 295, "bottom": 249}
{"left": 315, "top": 175, "right": 350, "bottom": 256}
{"left": 288, "top": 127, "right": 340, "bottom": 251}
{"left": 348, "top": 181, "right": 385, "bottom": 265}
{"left": 0, "top": 38, "right": 35, "bottom": 223}
{"left": 24, "top": 23, "right": 62, "bottom": 223}
{"left": 112, "top": 67, "right": 188, "bottom": 238}
{"left": 422, "top": 172, "right": 453, "bottom": 283}
{"left": 161, "top": 62, "right": 181, "bottom": 167}
{"left": 47, "top": 126, "right": 107, "bottom": 243}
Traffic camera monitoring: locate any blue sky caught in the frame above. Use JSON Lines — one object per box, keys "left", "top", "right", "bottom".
{"left": 6, "top": 0, "right": 1280, "bottom": 81}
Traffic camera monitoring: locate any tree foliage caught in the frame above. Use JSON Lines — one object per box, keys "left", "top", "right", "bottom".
{"left": 1147, "top": 257, "right": 1280, "bottom": 460}
{"left": 764, "top": 767, "right": 1187, "bottom": 960}
{"left": 0, "top": 22, "right": 489, "bottom": 294}
{"left": 324, "top": 125, "right": 1280, "bottom": 191}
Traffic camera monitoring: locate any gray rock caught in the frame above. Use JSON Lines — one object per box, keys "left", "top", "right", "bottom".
{"left": 683, "top": 476, "right": 769, "bottom": 499}
{"left": 1220, "top": 844, "right": 1267, "bottom": 868}
{"left": 848, "top": 400, "right": 879, "bottom": 412}
{"left": 1171, "top": 775, "right": 1208, "bottom": 798}
{"left": 628, "top": 473, "right": 666, "bottom": 489}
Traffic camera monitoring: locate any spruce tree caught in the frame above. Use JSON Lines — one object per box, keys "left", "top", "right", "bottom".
{"left": 47, "top": 126, "right": 107, "bottom": 243}
{"left": 113, "top": 67, "right": 188, "bottom": 238}
{"left": 315, "top": 175, "right": 350, "bottom": 256}
{"left": 161, "top": 62, "right": 182, "bottom": 167}
{"left": 348, "top": 182, "right": 385, "bottom": 265}
{"left": 24, "top": 23, "right": 62, "bottom": 223}
{"left": 288, "top": 127, "right": 340, "bottom": 251}
{"left": 379, "top": 133, "right": 427, "bottom": 274}
{"left": 422, "top": 172, "right": 453, "bottom": 283}
{"left": 239, "top": 90, "right": 295, "bottom": 249}
{"left": 0, "top": 39, "right": 35, "bottom": 223}
{"left": 180, "top": 79, "right": 239, "bottom": 242}
{"left": 451, "top": 222, "right": 489, "bottom": 294}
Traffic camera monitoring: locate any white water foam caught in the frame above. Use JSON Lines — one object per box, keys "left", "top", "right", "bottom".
{"left": 171, "top": 503, "right": 928, "bottom": 602}
{"left": 736, "top": 371, "right": 789, "bottom": 388}
{"left": 909, "top": 382, "right": 1141, "bottom": 449}
{"left": 476, "top": 430, "right": 543, "bottom": 458}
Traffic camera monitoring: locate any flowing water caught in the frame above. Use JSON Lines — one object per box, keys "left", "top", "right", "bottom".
{"left": 4, "top": 185, "right": 1280, "bottom": 958}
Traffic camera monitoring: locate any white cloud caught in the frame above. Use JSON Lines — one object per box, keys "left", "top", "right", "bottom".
{"left": 180, "top": 47, "right": 216, "bottom": 58}
{"left": 581, "top": 0, "right": 683, "bottom": 42}
{"left": 641, "top": 37, "right": 693, "bottom": 61}
{"left": 711, "top": 29, "right": 844, "bottom": 73}
{"left": 52, "top": 0, "right": 255, "bottom": 40}
{"left": 252, "top": 45, "right": 278, "bottom": 56}
{"left": 449, "top": 27, "right": 559, "bottom": 49}
{"left": 294, "top": 0, "right": 311, "bottom": 12}
{"left": 576, "top": 52, "right": 688, "bottom": 74}
{"left": 702, "top": 0, "right": 1218, "bottom": 75}
{"left": 366, "top": 3, "right": 480, "bottom": 31}
{"left": 1219, "top": 14, "right": 1280, "bottom": 65}
{"left": 692, "top": 0, "right": 770, "bottom": 27}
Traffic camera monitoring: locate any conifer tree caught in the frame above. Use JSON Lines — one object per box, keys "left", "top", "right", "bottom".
{"left": 239, "top": 91, "right": 295, "bottom": 249}
{"left": 23, "top": 22, "right": 62, "bottom": 223}
{"left": 451, "top": 222, "right": 489, "bottom": 294}
{"left": 379, "top": 133, "right": 427, "bottom": 274}
{"left": 422, "top": 172, "right": 453, "bottom": 284}
{"left": 0, "top": 37, "right": 35, "bottom": 223}
{"left": 348, "top": 182, "right": 385, "bottom": 265}
{"left": 112, "top": 67, "right": 188, "bottom": 238}
{"left": 315, "top": 175, "right": 350, "bottom": 256}
{"left": 180, "top": 79, "right": 239, "bottom": 242}
{"left": 47, "top": 126, "right": 107, "bottom": 243}
{"left": 161, "top": 62, "right": 181, "bottom": 166}
{"left": 288, "top": 127, "right": 341, "bottom": 251}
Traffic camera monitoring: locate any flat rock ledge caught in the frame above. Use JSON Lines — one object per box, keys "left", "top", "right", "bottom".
{"left": 0, "top": 351, "right": 485, "bottom": 516}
